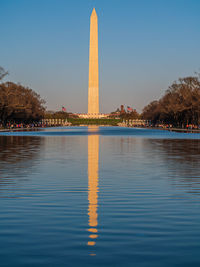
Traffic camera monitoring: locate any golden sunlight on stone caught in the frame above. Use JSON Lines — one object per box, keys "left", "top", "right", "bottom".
{"left": 88, "top": 8, "right": 99, "bottom": 115}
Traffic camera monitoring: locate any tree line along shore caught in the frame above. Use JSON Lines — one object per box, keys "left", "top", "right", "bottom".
{"left": 1, "top": 66, "right": 200, "bottom": 130}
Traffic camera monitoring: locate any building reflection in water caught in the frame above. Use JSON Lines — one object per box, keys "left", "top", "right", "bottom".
{"left": 87, "top": 126, "right": 99, "bottom": 247}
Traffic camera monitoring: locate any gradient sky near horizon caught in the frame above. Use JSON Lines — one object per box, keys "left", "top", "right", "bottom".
{"left": 1, "top": 0, "right": 200, "bottom": 113}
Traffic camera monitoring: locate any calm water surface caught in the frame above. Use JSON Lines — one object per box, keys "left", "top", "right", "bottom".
{"left": 0, "top": 127, "right": 200, "bottom": 266}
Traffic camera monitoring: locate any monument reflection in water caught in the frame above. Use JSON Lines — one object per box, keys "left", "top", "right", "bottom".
{"left": 87, "top": 126, "right": 99, "bottom": 247}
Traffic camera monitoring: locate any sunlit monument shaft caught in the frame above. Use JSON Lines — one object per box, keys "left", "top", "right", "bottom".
{"left": 87, "top": 127, "right": 99, "bottom": 246}
{"left": 88, "top": 8, "right": 99, "bottom": 114}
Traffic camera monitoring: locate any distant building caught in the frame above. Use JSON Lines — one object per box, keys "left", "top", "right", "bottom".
{"left": 120, "top": 105, "right": 125, "bottom": 114}
{"left": 77, "top": 113, "right": 109, "bottom": 119}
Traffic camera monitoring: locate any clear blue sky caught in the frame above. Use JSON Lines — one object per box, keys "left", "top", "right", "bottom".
{"left": 1, "top": 0, "right": 200, "bottom": 113}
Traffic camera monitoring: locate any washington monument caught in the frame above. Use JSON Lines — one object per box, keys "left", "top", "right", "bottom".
{"left": 88, "top": 8, "right": 99, "bottom": 115}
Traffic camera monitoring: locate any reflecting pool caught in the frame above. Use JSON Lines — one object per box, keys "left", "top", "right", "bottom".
{"left": 0, "top": 126, "right": 200, "bottom": 266}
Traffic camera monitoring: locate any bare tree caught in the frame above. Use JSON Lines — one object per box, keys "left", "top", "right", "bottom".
{"left": 142, "top": 75, "right": 200, "bottom": 127}
{"left": 0, "top": 82, "right": 45, "bottom": 125}
{"left": 0, "top": 67, "right": 8, "bottom": 81}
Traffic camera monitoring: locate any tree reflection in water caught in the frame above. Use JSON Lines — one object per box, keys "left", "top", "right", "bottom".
{"left": 144, "top": 139, "right": 200, "bottom": 193}
{"left": 0, "top": 136, "right": 43, "bottom": 185}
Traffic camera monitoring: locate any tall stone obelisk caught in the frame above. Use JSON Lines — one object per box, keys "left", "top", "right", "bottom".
{"left": 88, "top": 8, "right": 99, "bottom": 115}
